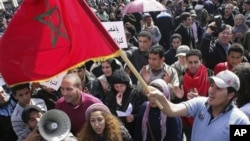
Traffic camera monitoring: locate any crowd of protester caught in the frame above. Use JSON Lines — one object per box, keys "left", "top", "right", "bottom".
{"left": 0, "top": 7, "right": 17, "bottom": 36}
{"left": 1, "top": 0, "right": 250, "bottom": 141}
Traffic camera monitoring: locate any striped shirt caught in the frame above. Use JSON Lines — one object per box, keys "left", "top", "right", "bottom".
{"left": 11, "top": 98, "right": 47, "bottom": 141}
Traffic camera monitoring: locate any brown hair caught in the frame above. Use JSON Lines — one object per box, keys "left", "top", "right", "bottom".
{"left": 233, "top": 63, "right": 250, "bottom": 108}
{"left": 77, "top": 111, "right": 123, "bottom": 141}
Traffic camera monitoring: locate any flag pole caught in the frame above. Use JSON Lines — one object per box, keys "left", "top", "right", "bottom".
{"left": 119, "top": 50, "right": 163, "bottom": 109}
{"left": 77, "top": 0, "right": 162, "bottom": 109}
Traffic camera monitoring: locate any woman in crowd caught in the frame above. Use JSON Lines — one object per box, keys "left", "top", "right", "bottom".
{"left": 91, "top": 58, "right": 122, "bottom": 102}
{"left": 135, "top": 79, "right": 183, "bottom": 141}
{"left": 77, "top": 103, "right": 133, "bottom": 141}
{"left": 105, "top": 69, "right": 146, "bottom": 138}
{"left": 233, "top": 62, "right": 250, "bottom": 119}
{"left": 141, "top": 13, "right": 161, "bottom": 45}
{"left": 232, "top": 14, "right": 249, "bottom": 44}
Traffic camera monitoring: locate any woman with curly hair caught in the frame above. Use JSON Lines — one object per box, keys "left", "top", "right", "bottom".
{"left": 233, "top": 62, "right": 250, "bottom": 119}
{"left": 77, "top": 103, "right": 133, "bottom": 141}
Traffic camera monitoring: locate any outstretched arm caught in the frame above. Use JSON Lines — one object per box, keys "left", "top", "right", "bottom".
{"left": 147, "top": 86, "right": 189, "bottom": 117}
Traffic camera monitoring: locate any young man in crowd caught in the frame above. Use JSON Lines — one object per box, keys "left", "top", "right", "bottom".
{"left": 140, "top": 45, "right": 179, "bottom": 101}
{"left": 164, "top": 33, "right": 182, "bottom": 65}
{"left": 147, "top": 70, "right": 249, "bottom": 141}
{"left": 21, "top": 105, "right": 77, "bottom": 141}
{"left": 11, "top": 83, "right": 47, "bottom": 141}
{"left": 173, "top": 49, "right": 211, "bottom": 141}
{"left": 126, "top": 31, "right": 153, "bottom": 84}
{"left": 214, "top": 43, "right": 244, "bottom": 75}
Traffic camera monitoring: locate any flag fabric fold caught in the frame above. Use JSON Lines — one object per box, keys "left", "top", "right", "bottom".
{"left": 0, "top": 0, "right": 121, "bottom": 86}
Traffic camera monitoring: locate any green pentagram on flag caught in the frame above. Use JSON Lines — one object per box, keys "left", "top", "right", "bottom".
{"left": 35, "top": 0, "right": 68, "bottom": 47}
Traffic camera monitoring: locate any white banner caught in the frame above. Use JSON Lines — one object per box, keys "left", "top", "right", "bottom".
{"left": 102, "top": 21, "right": 128, "bottom": 48}
{"left": 40, "top": 72, "right": 67, "bottom": 91}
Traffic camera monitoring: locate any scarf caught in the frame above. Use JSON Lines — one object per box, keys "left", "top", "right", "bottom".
{"left": 232, "top": 23, "right": 248, "bottom": 35}
{"left": 142, "top": 102, "right": 167, "bottom": 141}
{"left": 142, "top": 79, "right": 170, "bottom": 141}
{"left": 183, "top": 64, "right": 210, "bottom": 97}
{"left": 182, "top": 65, "right": 210, "bottom": 126}
{"left": 98, "top": 75, "right": 111, "bottom": 94}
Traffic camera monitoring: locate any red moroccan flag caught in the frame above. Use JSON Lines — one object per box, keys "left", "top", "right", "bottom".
{"left": 0, "top": 0, "right": 121, "bottom": 86}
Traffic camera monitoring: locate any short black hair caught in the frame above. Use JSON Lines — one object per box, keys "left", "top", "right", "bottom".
{"left": 186, "top": 49, "right": 202, "bottom": 60}
{"left": 11, "top": 83, "right": 30, "bottom": 95}
{"left": 198, "top": 0, "right": 204, "bottom": 4}
{"left": 149, "top": 45, "right": 165, "bottom": 58}
{"left": 183, "top": 0, "right": 189, "bottom": 4}
{"left": 125, "top": 24, "right": 136, "bottom": 36}
{"left": 180, "top": 12, "right": 191, "bottom": 22}
{"left": 137, "top": 31, "right": 152, "bottom": 41}
{"left": 227, "top": 87, "right": 237, "bottom": 94}
{"left": 21, "top": 105, "right": 43, "bottom": 124}
{"left": 167, "top": 0, "right": 173, "bottom": 5}
{"left": 170, "top": 33, "right": 182, "bottom": 43}
{"left": 228, "top": 43, "right": 244, "bottom": 56}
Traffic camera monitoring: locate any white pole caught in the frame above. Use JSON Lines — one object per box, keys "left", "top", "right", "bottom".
{"left": 0, "top": 0, "right": 5, "bottom": 10}
{"left": 12, "top": 0, "right": 18, "bottom": 8}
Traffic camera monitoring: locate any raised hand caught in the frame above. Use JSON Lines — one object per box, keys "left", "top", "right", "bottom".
{"left": 187, "top": 88, "right": 199, "bottom": 100}
{"left": 24, "top": 127, "right": 41, "bottom": 141}
{"left": 172, "top": 85, "right": 184, "bottom": 99}
{"left": 116, "top": 93, "right": 123, "bottom": 106}
{"left": 140, "top": 65, "right": 151, "bottom": 84}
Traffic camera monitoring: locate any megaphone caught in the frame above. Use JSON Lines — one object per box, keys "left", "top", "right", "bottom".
{"left": 38, "top": 109, "right": 71, "bottom": 141}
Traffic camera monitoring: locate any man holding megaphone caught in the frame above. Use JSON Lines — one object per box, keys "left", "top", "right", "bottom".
{"left": 21, "top": 105, "right": 77, "bottom": 141}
